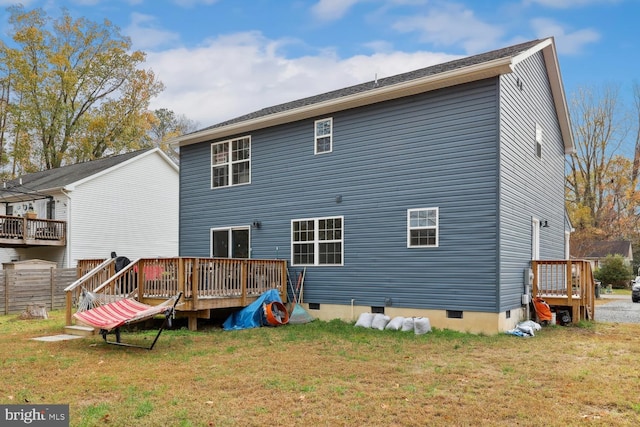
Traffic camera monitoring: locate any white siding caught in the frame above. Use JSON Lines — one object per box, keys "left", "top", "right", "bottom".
{"left": 67, "top": 150, "right": 178, "bottom": 266}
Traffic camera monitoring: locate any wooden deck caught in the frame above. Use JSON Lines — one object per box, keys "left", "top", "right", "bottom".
{"left": 531, "top": 259, "right": 595, "bottom": 324}
{"left": 66, "top": 257, "right": 288, "bottom": 331}
{"left": 0, "top": 215, "right": 66, "bottom": 247}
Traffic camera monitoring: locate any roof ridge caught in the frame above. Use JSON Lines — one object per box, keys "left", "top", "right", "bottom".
{"left": 196, "top": 38, "right": 543, "bottom": 134}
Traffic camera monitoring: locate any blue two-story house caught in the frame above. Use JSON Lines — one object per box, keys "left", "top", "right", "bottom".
{"left": 172, "top": 37, "right": 574, "bottom": 334}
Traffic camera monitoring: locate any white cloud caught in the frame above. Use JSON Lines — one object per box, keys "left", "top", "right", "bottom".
{"left": 524, "top": 0, "right": 620, "bottom": 8}
{"left": 125, "top": 12, "right": 180, "bottom": 50}
{"left": 172, "top": 0, "right": 220, "bottom": 7}
{"left": 0, "top": 0, "right": 36, "bottom": 5}
{"left": 391, "top": 2, "right": 505, "bottom": 54}
{"left": 145, "top": 31, "right": 459, "bottom": 127}
{"left": 311, "top": 0, "right": 365, "bottom": 22}
{"left": 531, "top": 18, "right": 600, "bottom": 54}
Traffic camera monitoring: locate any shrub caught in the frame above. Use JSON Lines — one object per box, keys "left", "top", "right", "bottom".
{"left": 594, "top": 254, "right": 633, "bottom": 289}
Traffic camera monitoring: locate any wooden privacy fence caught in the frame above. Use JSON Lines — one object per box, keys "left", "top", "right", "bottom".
{"left": 0, "top": 268, "right": 77, "bottom": 315}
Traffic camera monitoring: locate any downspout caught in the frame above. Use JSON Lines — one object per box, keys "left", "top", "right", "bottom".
{"left": 61, "top": 186, "right": 73, "bottom": 268}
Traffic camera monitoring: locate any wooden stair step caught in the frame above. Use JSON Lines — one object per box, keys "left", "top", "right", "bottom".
{"left": 64, "top": 325, "right": 96, "bottom": 336}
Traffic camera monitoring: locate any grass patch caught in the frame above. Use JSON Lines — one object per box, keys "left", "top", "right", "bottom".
{"left": 1, "top": 310, "right": 639, "bottom": 426}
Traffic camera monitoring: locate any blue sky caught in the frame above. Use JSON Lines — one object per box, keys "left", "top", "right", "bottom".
{"left": 0, "top": 0, "right": 637, "bottom": 131}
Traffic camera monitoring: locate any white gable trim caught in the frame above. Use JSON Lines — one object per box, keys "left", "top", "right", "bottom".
{"left": 64, "top": 148, "right": 177, "bottom": 191}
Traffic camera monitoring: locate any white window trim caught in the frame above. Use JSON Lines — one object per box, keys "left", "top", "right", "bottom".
{"left": 407, "top": 207, "right": 439, "bottom": 248}
{"left": 291, "top": 215, "right": 344, "bottom": 266}
{"left": 210, "top": 226, "right": 251, "bottom": 258}
{"left": 314, "top": 117, "right": 333, "bottom": 155}
{"left": 535, "top": 123, "right": 542, "bottom": 159}
{"left": 211, "top": 136, "right": 251, "bottom": 189}
{"left": 531, "top": 218, "right": 540, "bottom": 260}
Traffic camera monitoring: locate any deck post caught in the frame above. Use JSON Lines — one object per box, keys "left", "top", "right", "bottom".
{"left": 138, "top": 259, "right": 145, "bottom": 298}
{"left": 281, "top": 261, "right": 288, "bottom": 302}
{"left": 566, "top": 260, "right": 572, "bottom": 303}
{"left": 191, "top": 258, "right": 199, "bottom": 305}
{"left": 241, "top": 260, "right": 247, "bottom": 306}
{"left": 188, "top": 313, "right": 198, "bottom": 331}
{"left": 65, "top": 291, "right": 72, "bottom": 326}
{"left": 531, "top": 260, "right": 538, "bottom": 297}
{"left": 177, "top": 257, "right": 185, "bottom": 298}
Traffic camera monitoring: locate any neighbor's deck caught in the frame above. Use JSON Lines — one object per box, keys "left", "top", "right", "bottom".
{"left": 66, "top": 257, "right": 287, "bottom": 331}
{"left": 0, "top": 215, "right": 66, "bottom": 247}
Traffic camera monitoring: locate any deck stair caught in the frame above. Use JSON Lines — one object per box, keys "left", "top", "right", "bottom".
{"left": 63, "top": 325, "right": 96, "bottom": 336}
{"left": 532, "top": 259, "right": 595, "bottom": 324}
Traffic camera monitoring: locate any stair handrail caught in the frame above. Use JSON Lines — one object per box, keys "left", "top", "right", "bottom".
{"left": 64, "top": 258, "right": 116, "bottom": 325}
{"left": 89, "top": 258, "right": 140, "bottom": 295}
{"left": 64, "top": 258, "right": 115, "bottom": 293}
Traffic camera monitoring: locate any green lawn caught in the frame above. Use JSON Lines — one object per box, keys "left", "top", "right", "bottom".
{"left": 1, "top": 309, "right": 639, "bottom": 426}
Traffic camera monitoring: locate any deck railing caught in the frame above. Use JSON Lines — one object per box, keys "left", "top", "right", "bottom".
{"left": 65, "top": 257, "right": 288, "bottom": 327}
{"left": 531, "top": 259, "right": 595, "bottom": 322}
{"left": 0, "top": 215, "right": 66, "bottom": 245}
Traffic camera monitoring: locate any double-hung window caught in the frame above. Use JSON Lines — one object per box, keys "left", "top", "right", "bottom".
{"left": 407, "top": 208, "right": 439, "bottom": 247}
{"left": 211, "top": 136, "right": 251, "bottom": 188}
{"left": 292, "top": 216, "right": 343, "bottom": 265}
{"left": 314, "top": 118, "right": 332, "bottom": 154}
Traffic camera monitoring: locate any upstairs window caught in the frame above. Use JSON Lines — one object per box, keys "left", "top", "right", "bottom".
{"left": 211, "top": 136, "right": 251, "bottom": 188}
{"left": 407, "top": 208, "right": 439, "bottom": 248}
{"left": 315, "top": 118, "right": 333, "bottom": 154}
{"left": 292, "top": 216, "right": 343, "bottom": 266}
{"left": 535, "top": 123, "right": 542, "bottom": 158}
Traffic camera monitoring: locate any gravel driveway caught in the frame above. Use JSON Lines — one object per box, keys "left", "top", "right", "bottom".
{"left": 594, "top": 296, "right": 640, "bottom": 323}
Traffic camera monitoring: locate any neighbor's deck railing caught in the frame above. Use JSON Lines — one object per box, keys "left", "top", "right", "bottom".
{"left": 65, "top": 257, "right": 288, "bottom": 326}
{"left": 531, "top": 259, "right": 595, "bottom": 322}
{"left": 0, "top": 214, "right": 66, "bottom": 246}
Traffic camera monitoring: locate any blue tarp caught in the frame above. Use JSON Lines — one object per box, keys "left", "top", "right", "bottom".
{"left": 222, "top": 289, "right": 284, "bottom": 331}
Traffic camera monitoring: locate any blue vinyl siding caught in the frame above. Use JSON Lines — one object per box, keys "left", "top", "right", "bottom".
{"left": 498, "top": 51, "right": 567, "bottom": 311}
{"left": 180, "top": 79, "right": 503, "bottom": 312}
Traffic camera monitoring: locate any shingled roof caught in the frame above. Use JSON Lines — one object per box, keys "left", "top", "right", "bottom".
{"left": 571, "top": 239, "right": 633, "bottom": 260}
{"left": 203, "top": 39, "right": 543, "bottom": 132}
{"left": 0, "top": 148, "right": 154, "bottom": 202}
{"left": 172, "top": 37, "right": 573, "bottom": 153}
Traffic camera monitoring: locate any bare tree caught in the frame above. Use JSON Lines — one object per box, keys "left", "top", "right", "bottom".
{"left": 566, "top": 84, "right": 627, "bottom": 232}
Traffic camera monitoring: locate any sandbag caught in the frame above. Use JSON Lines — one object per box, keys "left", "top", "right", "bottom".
{"left": 354, "top": 312, "right": 375, "bottom": 328}
{"left": 401, "top": 317, "right": 415, "bottom": 332}
{"left": 385, "top": 316, "right": 405, "bottom": 331}
{"left": 414, "top": 317, "right": 432, "bottom": 335}
{"left": 371, "top": 313, "right": 391, "bottom": 330}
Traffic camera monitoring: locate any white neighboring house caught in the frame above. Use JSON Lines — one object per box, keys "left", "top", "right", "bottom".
{"left": 0, "top": 148, "right": 178, "bottom": 268}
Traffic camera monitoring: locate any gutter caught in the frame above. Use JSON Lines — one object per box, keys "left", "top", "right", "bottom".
{"left": 61, "top": 186, "right": 72, "bottom": 268}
